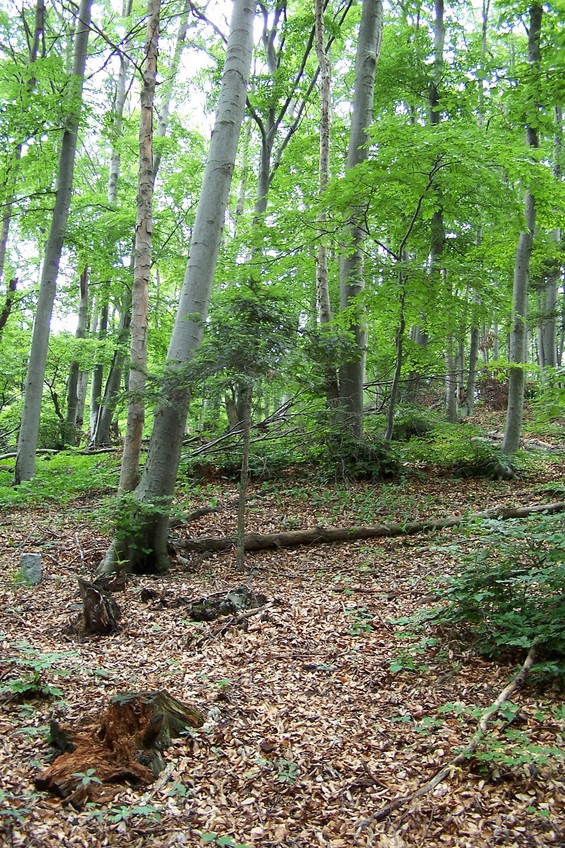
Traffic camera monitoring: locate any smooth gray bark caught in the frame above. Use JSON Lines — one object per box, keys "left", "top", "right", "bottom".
{"left": 15, "top": 0, "right": 93, "bottom": 483}
{"left": 538, "top": 106, "right": 562, "bottom": 371}
{"left": 502, "top": 4, "right": 542, "bottom": 455}
{"left": 338, "top": 0, "right": 383, "bottom": 436}
{"left": 99, "top": 0, "right": 255, "bottom": 575}
{"left": 64, "top": 266, "right": 89, "bottom": 445}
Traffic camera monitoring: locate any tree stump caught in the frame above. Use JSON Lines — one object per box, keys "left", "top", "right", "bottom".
{"left": 77, "top": 577, "right": 120, "bottom": 635}
{"left": 35, "top": 691, "right": 204, "bottom": 807}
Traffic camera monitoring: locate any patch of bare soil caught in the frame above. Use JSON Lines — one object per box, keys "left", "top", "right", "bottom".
{"left": 0, "top": 464, "right": 563, "bottom": 847}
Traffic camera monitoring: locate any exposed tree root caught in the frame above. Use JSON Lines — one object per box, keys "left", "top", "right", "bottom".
{"left": 357, "top": 645, "right": 539, "bottom": 829}
{"left": 173, "top": 501, "right": 565, "bottom": 553}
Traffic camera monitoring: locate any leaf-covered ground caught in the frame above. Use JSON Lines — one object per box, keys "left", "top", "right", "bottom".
{"left": 1, "top": 458, "right": 564, "bottom": 847}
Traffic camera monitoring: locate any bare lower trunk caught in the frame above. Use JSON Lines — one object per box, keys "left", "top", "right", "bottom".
{"left": 236, "top": 385, "right": 252, "bottom": 572}
{"left": 64, "top": 267, "right": 89, "bottom": 445}
{"left": 338, "top": 0, "right": 383, "bottom": 436}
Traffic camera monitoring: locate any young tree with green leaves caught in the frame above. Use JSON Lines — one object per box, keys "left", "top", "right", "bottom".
{"left": 119, "top": 0, "right": 161, "bottom": 492}
{"left": 502, "top": 3, "right": 542, "bottom": 456}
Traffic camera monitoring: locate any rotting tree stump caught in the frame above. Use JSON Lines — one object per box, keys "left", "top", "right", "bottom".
{"left": 76, "top": 577, "right": 121, "bottom": 635}
{"left": 35, "top": 690, "right": 204, "bottom": 808}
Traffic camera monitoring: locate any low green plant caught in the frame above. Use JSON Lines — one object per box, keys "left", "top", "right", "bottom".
{"left": 529, "top": 367, "right": 565, "bottom": 425}
{"left": 344, "top": 606, "right": 374, "bottom": 635}
{"left": 326, "top": 427, "right": 400, "bottom": 482}
{"left": 72, "top": 769, "right": 102, "bottom": 788}
{"left": 276, "top": 757, "right": 299, "bottom": 784}
{"left": 426, "top": 515, "right": 564, "bottom": 674}
{"left": 0, "top": 452, "right": 119, "bottom": 509}
{"left": 199, "top": 832, "right": 252, "bottom": 848}
{"left": 0, "top": 641, "right": 78, "bottom": 703}
{"left": 390, "top": 405, "right": 435, "bottom": 442}
{"left": 0, "top": 789, "right": 34, "bottom": 823}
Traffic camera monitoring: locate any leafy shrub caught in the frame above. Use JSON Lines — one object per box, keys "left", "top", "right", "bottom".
{"left": 530, "top": 367, "right": 565, "bottom": 425}
{"left": 326, "top": 428, "right": 400, "bottom": 482}
{"left": 403, "top": 424, "right": 514, "bottom": 479}
{"left": 452, "top": 441, "right": 515, "bottom": 481}
{"left": 428, "top": 515, "right": 565, "bottom": 676}
{"left": 390, "top": 405, "right": 434, "bottom": 442}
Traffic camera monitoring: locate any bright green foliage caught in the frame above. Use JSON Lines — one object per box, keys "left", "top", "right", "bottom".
{"left": 0, "top": 641, "right": 78, "bottom": 702}
{"left": 429, "top": 515, "right": 565, "bottom": 674}
{"left": 325, "top": 426, "right": 400, "bottom": 482}
{"left": 0, "top": 452, "right": 119, "bottom": 508}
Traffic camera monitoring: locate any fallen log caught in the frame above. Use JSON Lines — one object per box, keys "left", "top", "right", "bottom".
{"left": 35, "top": 691, "right": 204, "bottom": 807}
{"left": 173, "top": 501, "right": 565, "bottom": 553}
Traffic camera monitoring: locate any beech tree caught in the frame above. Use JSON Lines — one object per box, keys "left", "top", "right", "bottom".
{"left": 502, "top": 3, "right": 543, "bottom": 456}
{"left": 99, "top": 0, "right": 256, "bottom": 575}
{"left": 338, "top": 0, "right": 383, "bottom": 436}
{"left": 15, "top": 0, "right": 93, "bottom": 483}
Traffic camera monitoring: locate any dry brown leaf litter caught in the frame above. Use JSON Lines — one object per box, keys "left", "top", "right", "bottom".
{"left": 0, "top": 465, "right": 564, "bottom": 847}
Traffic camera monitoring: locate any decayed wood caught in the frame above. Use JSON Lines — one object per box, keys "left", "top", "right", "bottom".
{"left": 35, "top": 690, "right": 204, "bottom": 807}
{"left": 77, "top": 577, "right": 120, "bottom": 635}
{"left": 174, "top": 501, "right": 565, "bottom": 552}
{"left": 357, "top": 645, "right": 539, "bottom": 828}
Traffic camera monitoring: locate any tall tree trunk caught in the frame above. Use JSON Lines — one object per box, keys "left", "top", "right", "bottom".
{"left": 538, "top": 105, "right": 562, "bottom": 372}
{"left": 91, "top": 294, "right": 131, "bottom": 446}
{"left": 502, "top": 4, "right": 542, "bottom": 455}
{"left": 119, "top": 0, "right": 160, "bottom": 492}
{"left": 338, "top": 0, "right": 383, "bottom": 437}
{"left": 99, "top": 0, "right": 255, "bottom": 576}
{"left": 15, "top": 0, "right": 93, "bottom": 483}
{"left": 64, "top": 267, "right": 89, "bottom": 445}
{"left": 314, "top": 0, "right": 339, "bottom": 413}
{"left": 90, "top": 0, "right": 133, "bottom": 435}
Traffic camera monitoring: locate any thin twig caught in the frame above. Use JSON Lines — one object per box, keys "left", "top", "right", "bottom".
{"left": 357, "top": 644, "right": 539, "bottom": 829}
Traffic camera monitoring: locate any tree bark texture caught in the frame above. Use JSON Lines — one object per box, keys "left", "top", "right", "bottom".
{"left": 64, "top": 267, "right": 89, "bottom": 445}
{"left": 99, "top": 0, "right": 255, "bottom": 576}
{"left": 174, "top": 502, "right": 565, "bottom": 553}
{"left": 119, "top": 0, "right": 160, "bottom": 492}
{"left": 314, "top": 0, "right": 340, "bottom": 413}
{"left": 502, "top": 4, "right": 542, "bottom": 455}
{"left": 15, "top": 0, "right": 93, "bottom": 483}
{"left": 338, "top": 0, "right": 383, "bottom": 436}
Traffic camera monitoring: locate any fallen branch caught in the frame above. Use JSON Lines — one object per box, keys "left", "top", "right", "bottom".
{"left": 357, "top": 644, "right": 539, "bottom": 828}
{"left": 173, "top": 501, "right": 565, "bottom": 553}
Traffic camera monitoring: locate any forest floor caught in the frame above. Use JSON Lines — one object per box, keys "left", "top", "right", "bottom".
{"left": 0, "top": 433, "right": 564, "bottom": 847}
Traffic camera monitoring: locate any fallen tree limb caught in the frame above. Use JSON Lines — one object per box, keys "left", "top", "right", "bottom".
{"left": 173, "top": 501, "right": 565, "bottom": 553}
{"left": 357, "top": 644, "right": 539, "bottom": 829}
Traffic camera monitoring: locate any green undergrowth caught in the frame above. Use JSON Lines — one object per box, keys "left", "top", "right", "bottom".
{"left": 406, "top": 514, "right": 565, "bottom": 682}
{"left": 0, "top": 452, "right": 119, "bottom": 509}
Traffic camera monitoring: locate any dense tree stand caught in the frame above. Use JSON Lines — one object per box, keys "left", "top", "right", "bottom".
{"left": 35, "top": 691, "right": 204, "bottom": 807}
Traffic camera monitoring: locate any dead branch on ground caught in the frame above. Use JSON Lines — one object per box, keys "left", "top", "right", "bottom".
{"left": 173, "top": 501, "right": 565, "bottom": 553}
{"left": 357, "top": 644, "right": 539, "bottom": 828}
